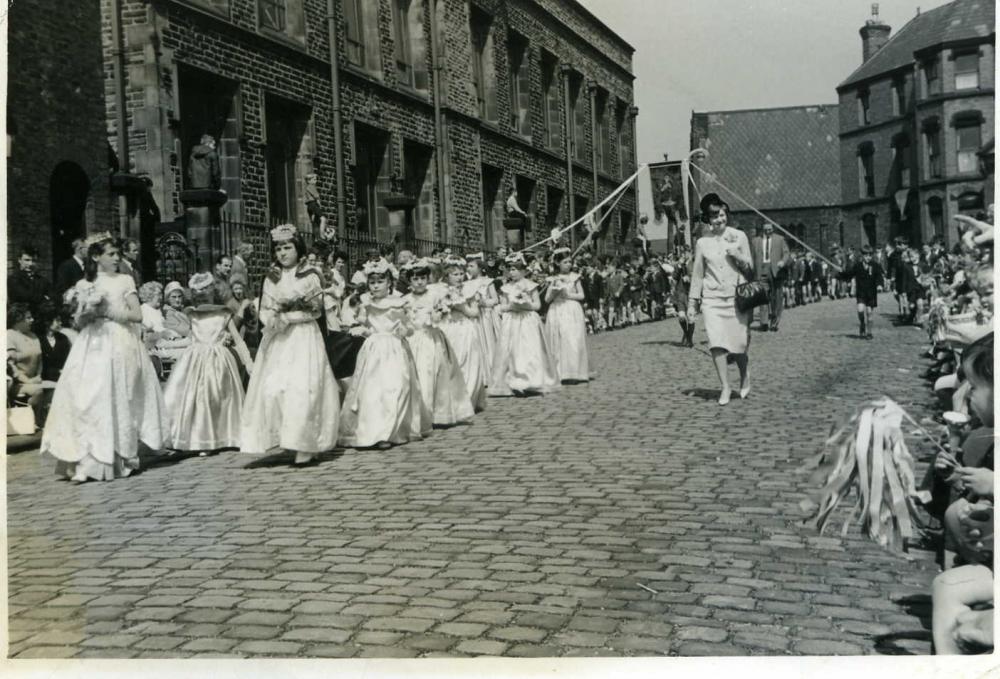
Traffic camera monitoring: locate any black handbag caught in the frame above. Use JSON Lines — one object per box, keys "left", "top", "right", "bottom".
{"left": 735, "top": 265, "right": 769, "bottom": 312}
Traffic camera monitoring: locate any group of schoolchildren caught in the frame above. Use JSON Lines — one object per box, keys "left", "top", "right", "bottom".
{"left": 35, "top": 225, "right": 593, "bottom": 481}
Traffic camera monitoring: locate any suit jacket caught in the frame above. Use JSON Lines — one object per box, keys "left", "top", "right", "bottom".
{"left": 54, "top": 257, "right": 85, "bottom": 298}
{"left": 751, "top": 233, "right": 790, "bottom": 280}
{"left": 7, "top": 270, "right": 52, "bottom": 308}
{"left": 837, "top": 261, "right": 883, "bottom": 302}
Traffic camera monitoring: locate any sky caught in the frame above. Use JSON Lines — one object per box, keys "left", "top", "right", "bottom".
{"left": 577, "top": 0, "right": 952, "bottom": 164}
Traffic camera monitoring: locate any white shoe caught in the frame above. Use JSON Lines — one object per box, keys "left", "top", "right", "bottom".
{"left": 718, "top": 389, "right": 731, "bottom": 406}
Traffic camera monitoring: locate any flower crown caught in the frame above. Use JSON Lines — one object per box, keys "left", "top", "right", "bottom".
{"left": 270, "top": 223, "right": 298, "bottom": 243}
{"left": 188, "top": 272, "right": 215, "bottom": 293}
{"left": 443, "top": 255, "right": 466, "bottom": 269}
{"left": 84, "top": 231, "right": 114, "bottom": 248}
{"left": 552, "top": 247, "right": 572, "bottom": 258}
{"left": 505, "top": 252, "right": 527, "bottom": 266}
{"left": 465, "top": 252, "right": 484, "bottom": 261}
{"left": 363, "top": 259, "right": 394, "bottom": 276}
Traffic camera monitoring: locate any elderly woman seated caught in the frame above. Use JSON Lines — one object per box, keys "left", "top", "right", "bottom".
{"left": 162, "top": 281, "right": 192, "bottom": 338}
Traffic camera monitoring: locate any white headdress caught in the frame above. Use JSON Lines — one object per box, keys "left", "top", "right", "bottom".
{"left": 270, "top": 223, "right": 298, "bottom": 242}
{"left": 84, "top": 231, "right": 114, "bottom": 248}
{"left": 362, "top": 259, "right": 394, "bottom": 276}
{"left": 188, "top": 272, "right": 215, "bottom": 293}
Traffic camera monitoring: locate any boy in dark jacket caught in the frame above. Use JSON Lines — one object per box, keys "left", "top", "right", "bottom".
{"left": 836, "top": 245, "right": 883, "bottom": 339}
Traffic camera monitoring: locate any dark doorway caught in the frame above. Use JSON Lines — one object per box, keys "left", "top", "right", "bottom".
{"left": 862, "top": 213, "right": 877, "bottom": 248}
{"left": 49, "top": 161, "right": 90, "bottom": 267}
{"left": 177, "top": 66, "right": 242, "bottom": 205}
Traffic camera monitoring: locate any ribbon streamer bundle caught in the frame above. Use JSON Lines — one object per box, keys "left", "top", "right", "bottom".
{"left": 799, "top": 398, "right": 922, "bottom": 554}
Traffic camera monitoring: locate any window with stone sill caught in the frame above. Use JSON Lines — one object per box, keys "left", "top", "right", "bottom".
{"left": 470, "top": 7, "right": 496, "bottom": 122}
{"left": 954, "top": 51, "right": 980, "bottom": 91}
{"left": 540, "top": 51, "right": 561, "bottom": 150}
{"left": 892, "top": 79, "right": 906, "bottom": 116}
{"left": 892, "top": 135, "right": 911, "bottom": 189}
{"left": 955, "top": 119, "right": 982, "bottom": 174}
{"left": 856, "top": 90, "right": 871, "bottom": 126}
{"left": 568, "top": 72, "right": 587, "bottom": 163}
{"left": 507, "top": 31, "right": 531, "bottom": 139}
{"left": 185, "top": 0, "right": 230, "bottom": 15}
{"left": 392, "top": 0, "right": 428, "bottom": 92}
{"left": 258, "top": 0, "right": 305, "bottom": 45}
{"left": 857, "top": 144, "right": 875, "bottom": 198}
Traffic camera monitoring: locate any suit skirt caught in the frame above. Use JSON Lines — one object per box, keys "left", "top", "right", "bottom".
{"left": 701, "top": 295, "right": 750, "bottom": 354}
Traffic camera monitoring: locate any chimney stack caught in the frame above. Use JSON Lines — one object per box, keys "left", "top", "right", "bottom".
{"left": 860, "top": 3, "right": 891, "bottom": 63}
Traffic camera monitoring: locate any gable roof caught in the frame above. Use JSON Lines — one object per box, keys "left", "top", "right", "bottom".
{"left": 691, "top": 105, "right": 841, "bottom": 211}
{"left": 839, "top": 0, "right": 995, "bottom": 90}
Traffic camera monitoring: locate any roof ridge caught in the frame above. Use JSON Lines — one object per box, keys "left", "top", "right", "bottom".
{"left": 694, "top": 103, "right": 839, "bottom": 116}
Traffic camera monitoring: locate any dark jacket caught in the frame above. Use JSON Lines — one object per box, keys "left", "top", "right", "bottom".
{"left": 8, "top": 270, "right": 52, "bottom": 309}
{"left": 39, "top": 331, "right": 72, "bottom": 382}
{"left": 54, "top": 256, "right": 85, "bottom": 298}
{"left": 838, "top": 260, "right": 883, "bottom": 304}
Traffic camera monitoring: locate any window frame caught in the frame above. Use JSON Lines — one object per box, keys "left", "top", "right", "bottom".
{"left": 954, "top": 50, "right": 980, "bottom": 91}
{"left": 540, "top": 50, "right": 560, "bottom": 150}
{"left": 923, "top": 55, "right": 940, "bottom": 97}
{"left": 955, "top": 118, "right": 982, "bottom": 174}
{"left": 892, "top": 78, "right": 906, "bottom": 116}
{"left": 857, "top": 89, "right": 871, "bottom": 126}
{"left": 857, "top": 143, "right": 875, "bottom": 198}
{"left": 392, "top": 0, "right": 414, "bottom": 86}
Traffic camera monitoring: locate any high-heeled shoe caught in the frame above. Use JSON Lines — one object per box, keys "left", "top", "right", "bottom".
{"left": 739, "top": 384, "right": 751, "bottom": 399}
{"left": 718, "top": 388, "right": 731, "bottom": 406}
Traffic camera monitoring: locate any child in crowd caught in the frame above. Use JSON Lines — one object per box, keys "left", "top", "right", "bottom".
{"left": 836, "top": 245, "right": 884, "bottom": 339}
{"left": 490, "top": 253, "right": 560, "bottom": 396}
{"left": 339, "top": 260, "right": 431, "bottom": 449}
{"left": 241, "top": 224, "right": 340, "bottom": 465}
{"left": 545, "top": 248, "right": 589, "bottom": 383}
{"left": 438, "top": 256, "right": 488, "bottom": 412}
{"left": 163, "top": 272, "right": 252, "bottom": 456}
{"left": 402, "top": 259, "right": 474, "bottom": 427}
{"left": 464, "top": 254, "right": 501, "bottom": 377}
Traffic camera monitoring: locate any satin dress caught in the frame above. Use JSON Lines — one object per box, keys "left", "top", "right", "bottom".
{"left": 162, "top": 306, "right": 245, "bottom": 451}
{"left": 41, "top": 272, "right": 167, "bottom": 480}
{"left": 463, "top": 276, "right": 501, "bottom": 377}
{"left": 339, "top": 294, "right": 432, "bottom": 447}
{"left": 404, "top": 289, "right": 474, "bottom": 427}
{"left": 437, "top": 284, "right": 489, "bottom": 412}
{"left": 489, "top": 278, "right": 560, "bottom": 396}
{"left": 241, "top": 266, "right": 340, "bottom": 454}
{"left": 545, "top": 273, "right": 590, "bottom": 382}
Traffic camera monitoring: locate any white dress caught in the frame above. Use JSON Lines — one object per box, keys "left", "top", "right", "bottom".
{"left": 464, "top": 276, "right": 501, "bottom": 378}
{"left": 162, "top": 306, "right": 245, "bottom": 451}
{"left": 41, "top": 273, "right": 167, "bottom": 480}
{"left": 241, "top": 266, "right": 340, "bottom": 453}
{"left": 323, "top": 268, "right": 347, "bottom": 331}
{"left": 545, "top": 273, "right": 590, "bottom": 382}
{"left": 338, "top": 294, "right": 432, "bottom": 447}
{"left": 438, "top": 283, "right": 489, "bottom": 412}
{"left": 490, "top": 278, "right": 560, "bottom": 396}
{"left": 404, "top": 289, "right": 474, "bottom": 427}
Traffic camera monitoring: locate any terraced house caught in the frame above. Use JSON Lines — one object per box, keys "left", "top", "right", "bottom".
{"left": 836, "top": 0, "right": 995, "bottom": 248}
{"left": 98, "top": 0, "right": 638, "bottom": 280}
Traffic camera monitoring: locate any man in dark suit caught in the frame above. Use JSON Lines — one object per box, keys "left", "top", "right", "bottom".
{"left": 54, "top": 238, "right": 88, "bottom": 298}
{"left": 8, "top": 246, "right": 52, "bottom": 312}
{"left": 751, "top": 223, "right": 790, "bottom": 331}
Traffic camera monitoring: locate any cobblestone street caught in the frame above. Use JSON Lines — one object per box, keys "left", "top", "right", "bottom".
{"left": 6, "top": 294, "right": 941, "bottom": 659}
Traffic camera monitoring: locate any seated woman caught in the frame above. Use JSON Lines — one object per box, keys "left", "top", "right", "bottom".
{"left": 35, "top": 302, "right": 72, "bottom": 383}
{"left": 138, "top": 281, "right": 167, "bottom": 344}
{"left": 162, "top": 281, "right": 192, "bottom": 338}
{"left": 7, "top": 303, "right": 47, "bottom": 422}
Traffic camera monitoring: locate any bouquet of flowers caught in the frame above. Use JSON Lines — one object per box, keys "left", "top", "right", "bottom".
{"left": 276, "top": 290, "right": 323, "bottom": 314}
{"left": 64, "top": 281, "right": 108, "bottom": 328}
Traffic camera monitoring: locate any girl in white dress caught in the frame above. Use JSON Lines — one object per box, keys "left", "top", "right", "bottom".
{"left": 402, "top": 259, "right": 474, "bottom": 427}
{"left": 463, "top": 254, "right": 501, "bottom": 379}
{"left": 40, "top": 233, "right": 167, "bottom": 482}
{"left": 490, "top": 253, "right": 560, "bottom": 396}
{"left": 240, "top": 224, "right": 340, "bottom": 465}
{"left": 162, "top": 272, "right": 252, "bottom": 455}
{"left": 339, "top": 260, "right": 431, "bottom": 449}
{"left": 545, "top": 248, "right": 590, "bottom": 383}
{"left": 438, "top": 256, "right": 488, "bottom": 412}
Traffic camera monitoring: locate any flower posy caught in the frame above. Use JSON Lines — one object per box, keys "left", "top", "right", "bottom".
{"left": 70, "top": 280, "right": 108, "bottom": 327}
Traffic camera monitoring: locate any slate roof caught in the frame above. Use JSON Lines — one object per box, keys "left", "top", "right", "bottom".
{"left": 691, "top": 105, "right": 841, "bottom": 211}
{"left": 839, "top": 0, "right": 996, "bottom": 90}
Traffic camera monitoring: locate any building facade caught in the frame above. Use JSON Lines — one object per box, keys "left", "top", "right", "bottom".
{"left": 7, "top": 0, "right": 113, "bottom": 275}
{"left": 689, "top": 105, "right": 843, "bottom": 254}
{"left": 836, "top": 0, "right": 995, "bottom": 249}
{"left": 99, "top": 0, "right": 637, "bottom": 280}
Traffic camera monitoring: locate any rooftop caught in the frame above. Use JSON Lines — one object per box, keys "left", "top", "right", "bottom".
{"left": 839, "top": 0, "right": 996, "bottom": 90}
{"left": 691, "top": 104, "right": 841, "bottom": 211}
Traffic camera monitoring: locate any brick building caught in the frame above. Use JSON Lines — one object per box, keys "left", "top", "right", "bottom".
{"left": 689, "top": 105, "right": 844, "bottom": 254}
{"left": 99, "top": 0, "right": 638, "bottom": 281}
{"left": 7, "top": 0, "right": 114, "bottom": 276}
{"left": 836, "top": 0, "right": 995, "bottom": 249}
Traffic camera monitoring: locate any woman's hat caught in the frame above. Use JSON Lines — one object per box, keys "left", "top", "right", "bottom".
{"left": 164, "top": 281, "right": 185, "bottom": 297}
{"left": 699, "top": 193, "right": 729, "bottom": 216}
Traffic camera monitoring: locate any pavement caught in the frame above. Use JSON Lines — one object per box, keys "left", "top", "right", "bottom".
{"left": 5, "top": 293, "right": 942, "bottom": 658}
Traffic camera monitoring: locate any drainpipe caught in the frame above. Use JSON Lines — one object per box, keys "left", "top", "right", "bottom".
{"left": 629, "top": 105, "right": 639, "bottom": 245}
{"left": 327, "top": 0, "right": 348, "bottom": 237}
{"left": 429, "top": 0, "right": 449, "bottom": 242}
{"left": 110, "top": 0, "right": 130, "bottom": 236}
{"left": 588, "top": 81, "right": 599, "bottom": 207}
{"left": 561, "top": 64, "right": 575, "bottom": 229}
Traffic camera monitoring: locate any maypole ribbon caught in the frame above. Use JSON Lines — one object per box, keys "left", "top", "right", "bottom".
{"left": 688, "top": 161, "right": 840, "bottom": 271}
{"left": 571, "top": 186, "right": 630, "bottom": 258}
{"left": 513, "top": 164, "right": 648, "bottom": 256}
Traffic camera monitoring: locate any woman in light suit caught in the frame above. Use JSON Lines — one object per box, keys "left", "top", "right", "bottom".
{"left": 687, "top": 193, "right": 753, "bottom": 405}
